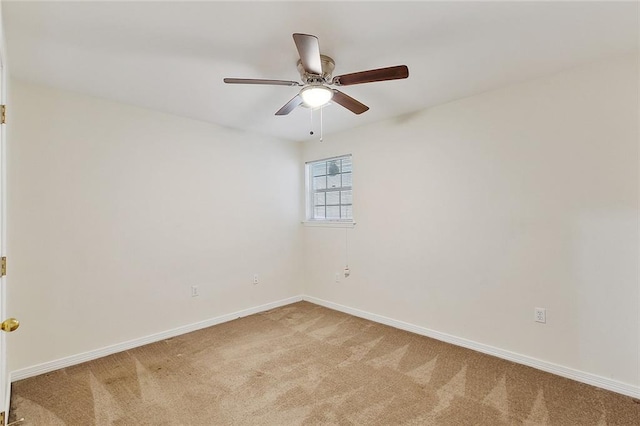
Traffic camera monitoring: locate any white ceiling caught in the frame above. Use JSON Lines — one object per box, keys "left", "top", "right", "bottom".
{"left": 3, "top": 1, "right": 638, "bottom": 142}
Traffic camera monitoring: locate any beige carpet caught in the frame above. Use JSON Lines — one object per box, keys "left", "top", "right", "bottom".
{"left": 9, "top": 301, "right": 640, "bottom": 425}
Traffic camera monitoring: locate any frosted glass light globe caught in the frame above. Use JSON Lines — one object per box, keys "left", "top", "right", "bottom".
{"left": 300, "top": 85, "right": 333, "bottom": 108}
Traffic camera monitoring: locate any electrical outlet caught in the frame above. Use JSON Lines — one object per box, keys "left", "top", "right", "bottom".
{"left": 334, "top": 272, "right": 341, "bottom": 283}
{"left": 534, "top": 307, "right": 546, "bottom": 323}
{"left": 253, "top": 274, "right": 259, "bottom": 285}
{"left": 191, "top": 285, "right": 199, "bottom": 297}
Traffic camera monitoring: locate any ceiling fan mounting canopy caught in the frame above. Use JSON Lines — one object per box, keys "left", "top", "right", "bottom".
{"left": 223, "top": 33, "right": 409, "bottom": 116}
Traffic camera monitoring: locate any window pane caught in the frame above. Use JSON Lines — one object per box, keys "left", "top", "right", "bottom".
{"left": 314, "top": 192, "right": 325, "bottom": 206}
{"left": 340, "top": 190, "right": 352, "bottom": 204}
{"left": 341, "top": 172, "right": 352, "bottom": 187}
{"left": 326, "top": 191, "right": 340, "bottom": 205}
{"left": 341, "top": 158, "right": 352, "bottom": 173}
{"left": 327, "top": 174, "right": 341, "bottom": 189}
{"left": 341, "top": 205, "right": 353, "bottom": 219}
{"left": 312, "top": 162, "right": 326, "bottom": 177}
{"left": 313, "top": 176, "right": 326, "bottom": 190}
{"left": 314, "top": 206, "right": 326, "bottom": 219}
{"left": 327, "top": 160, "right": 340, "bottom": 176}
{"left": 326, "top": 206, "right": 340, "bottom": 219}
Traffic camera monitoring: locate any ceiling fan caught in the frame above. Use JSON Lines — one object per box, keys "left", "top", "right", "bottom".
{"left": 224, "top": 33, "right": 409, "bottom": 116}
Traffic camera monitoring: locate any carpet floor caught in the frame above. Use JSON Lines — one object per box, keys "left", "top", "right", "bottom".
{"left": 9, "top": 301, "right": 640, "bottom": 425}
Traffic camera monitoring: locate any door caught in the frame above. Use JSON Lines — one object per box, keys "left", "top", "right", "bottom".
{"left": 0, "top": 4, "right": 18, "bottom": 424}
{"left": 0, "top": 5, "right": 7, "bottom": 421}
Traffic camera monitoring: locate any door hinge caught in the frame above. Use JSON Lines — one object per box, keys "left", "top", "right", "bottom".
{"left": 1, "top": 257, "right": 6, "bottom": 277}
{"left": 0, "top": 411, "right": 5, "bottom": 424}
{"left": 0, "top": 105, "right": 5, "bottom": 125}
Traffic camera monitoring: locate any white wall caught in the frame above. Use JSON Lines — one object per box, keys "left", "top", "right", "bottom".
{"left": 6, "top": 54, "right": 638, "bottom": 394}
{"left": 7, "top": 81, "right": 302, "bottom": 372}
{"left": 302, "top": 54, "right": 639, "bottom": 389}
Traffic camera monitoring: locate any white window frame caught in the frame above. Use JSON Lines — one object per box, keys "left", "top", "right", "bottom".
{"left": 305, "top": 155, "right": 354, "bottom": 225}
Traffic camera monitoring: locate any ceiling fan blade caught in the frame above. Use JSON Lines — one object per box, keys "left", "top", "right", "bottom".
{"left": 331, "top": 90, "right": 369, "bottom": 115}
{"left": 293, "top": 33, "right": 323, "bottom": 75}
{"left": 224, "top": 78, "right": 301, "bottom": 86}
{"left": 275, "top": 95, "right": 303, "bottom": 116}
{"left": 332, "top": 65, "right": 409, "bottom": 86}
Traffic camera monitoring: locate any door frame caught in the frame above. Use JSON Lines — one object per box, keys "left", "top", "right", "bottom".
{"left": 0, "top": 0, "right": 9, "bottom": 422}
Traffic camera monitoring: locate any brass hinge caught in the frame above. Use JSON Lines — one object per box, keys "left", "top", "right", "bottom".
{"left": 1, "top": 257, "right": 6, "bottom": 277}
{"left": 0, "top": 105, "right": 5, "bottom": 125}
{"left": 0, "top": 411, "right": 5, "bottom": 424}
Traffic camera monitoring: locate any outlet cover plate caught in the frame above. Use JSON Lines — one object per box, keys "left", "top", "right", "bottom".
{"left": 534, "top": 307, "right": 546, "bottom": 323}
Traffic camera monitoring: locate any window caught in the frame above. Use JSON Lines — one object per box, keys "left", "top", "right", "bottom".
{"left": 306, "top": 155, "right": 353, "bottom": 222}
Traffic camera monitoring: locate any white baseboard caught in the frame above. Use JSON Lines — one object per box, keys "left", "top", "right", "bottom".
{"left": 10, "top": 295, "right": 302, "bottom": 382}
{"left": 10, "top": 294, "right": 639, "bottom": 400}
{"left": 302, "top": 295, "right": 640, "bottom": 399}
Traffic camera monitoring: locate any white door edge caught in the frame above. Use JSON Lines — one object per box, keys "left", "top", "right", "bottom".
{"left": 0, "top": 0, "right": 9, "bottom": 423}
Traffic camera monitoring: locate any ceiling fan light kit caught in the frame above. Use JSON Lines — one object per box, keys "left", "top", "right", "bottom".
{"left": 224, "top": 33, "right": 409, "bottom": 125}
{"left": 300, "top": 85, "right": 333, "bottom": 108}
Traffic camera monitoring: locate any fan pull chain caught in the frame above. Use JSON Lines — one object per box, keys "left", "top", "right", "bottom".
{"left": 309, "top": 108, "right": 314, "bottom": 136}
{"left": 320, "top": 106, "right": 324, "bottom": 142}
{"left": 344, "top": 227, "right": 350, "bottom": 278}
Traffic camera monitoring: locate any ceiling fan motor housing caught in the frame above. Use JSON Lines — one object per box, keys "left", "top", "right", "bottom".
{"left": 298, "top": 54, "right": 335, "bottom": 83}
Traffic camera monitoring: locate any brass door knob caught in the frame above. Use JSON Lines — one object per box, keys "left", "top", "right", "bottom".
{"left": 0, "top": 318, "right": 19, "bottom": 332}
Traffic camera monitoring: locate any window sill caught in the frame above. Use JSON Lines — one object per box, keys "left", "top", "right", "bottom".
{"left": 302, "top": 221, "right": 356, "bottom": 228}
